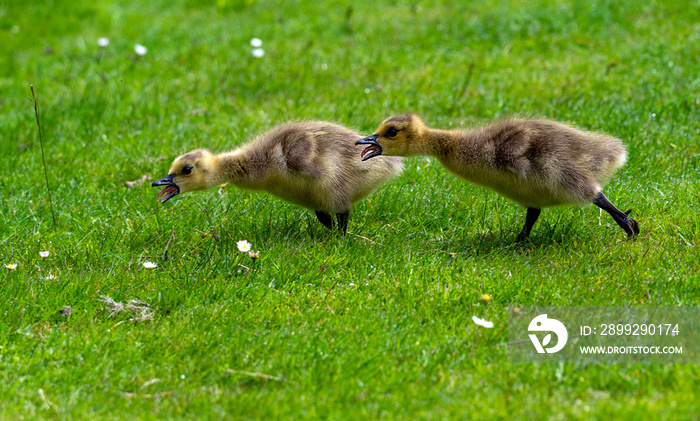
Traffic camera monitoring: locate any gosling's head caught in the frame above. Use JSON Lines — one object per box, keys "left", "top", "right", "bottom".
{"left": 355, "top": 113, "right": 427, "bottom": 161}
{"left": 152, "top": 149, "right": 217, "bottom": 203}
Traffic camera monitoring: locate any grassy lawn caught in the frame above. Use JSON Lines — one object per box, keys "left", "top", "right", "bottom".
{"left": 2, "top": 0, "right": 699, "bottom": 418}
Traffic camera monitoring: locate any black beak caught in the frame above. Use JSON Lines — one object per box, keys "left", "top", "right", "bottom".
{"left": 152, "top": 174, "right": 176, "bottom": 187}
{"left": 355, "top": 134, "right": 383, "bottom": 161}
{"left": 152, "top": 174, "right": 180, "bottom": 203}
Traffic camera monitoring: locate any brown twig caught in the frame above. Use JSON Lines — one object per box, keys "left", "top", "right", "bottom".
{"left": 161, "top": 227, "right": 176, "bottom": 260}
{"left": 203, "top": 207, "right": 220, "bottom": 242}
{"left": 289, "top": 238, "right": 306, "bottom": 259}
{"left": 314, "top": 278, "right": 340, "bottom": 311}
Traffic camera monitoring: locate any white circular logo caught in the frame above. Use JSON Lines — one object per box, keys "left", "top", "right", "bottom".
{"left": 528, "top": 314, "right": 568, "bottom": 354}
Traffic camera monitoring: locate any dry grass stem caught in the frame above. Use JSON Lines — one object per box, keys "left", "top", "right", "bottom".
{"left": 99, "top": 295, "right": 154, "bottom": 322}
{"left": 203, "top": 207, "right": 220, "bottom": 242}
{"left": 348, "top": 232, "right": 382, "bottom": 245}
{"left": 120, "top": 391, "right": 172, "bottom": 399}
{"left": 124, "top": 174, "right": 153, "bottom": 188}
{"left": 161, "top": 227, "right": 176, "bottom": 260}
{"left": 29, "top": 85, "right": 57, "bottom": 231}
{"left": 225, "top": 369, "right": 284, "bottom": 381}
{"left": 38, "top": 388, "right": 58, "bottom": 410}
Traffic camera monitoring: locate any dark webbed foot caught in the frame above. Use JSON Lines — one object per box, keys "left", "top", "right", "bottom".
{"left": 315, "top": 210, "right": 349, "bottom": 233}
{"left": 622, "top": 208, "right": 640, "bottom": 236}
{"left": 516, "top": 207, "right": 541, "bottom": 242}
{"left": 593, "top": 192, "right": 639, "bottom": 237}
{"left": 336, "top": 211, "right": 349, "bottom": 234}
{"left": 315, "top": 211, "right": 334, "bottom": 230}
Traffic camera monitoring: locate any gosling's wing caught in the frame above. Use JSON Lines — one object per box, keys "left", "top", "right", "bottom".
{"left": 489, "top": 122, "right": 537, "bottom": 176}
{"left": 275, "top": 125, "right": 325, "bottom": 177}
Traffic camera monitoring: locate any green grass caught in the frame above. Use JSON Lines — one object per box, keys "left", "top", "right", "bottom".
{"left": 2, "top": 0, "right": 700, "bottom": 418}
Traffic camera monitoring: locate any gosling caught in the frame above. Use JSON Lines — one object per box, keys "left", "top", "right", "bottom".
{"left": 356, "top": 113, "right": 639, "bottom": 241}
{"left": 153, "top": 121, "right": 403, "bottom": 233}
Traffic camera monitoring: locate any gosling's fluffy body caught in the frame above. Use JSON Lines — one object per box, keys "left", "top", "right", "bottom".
{"left": 420, "top": 118, "right": 626, "bottom": 208}
{"left": 359, "top": 113, "right": 638, "bottom": 239}
{"left": 154, "top": 121, "right": 403, "bottom": 231}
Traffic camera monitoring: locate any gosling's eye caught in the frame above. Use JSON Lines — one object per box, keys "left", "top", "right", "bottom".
{"left": 182, "top": 166, "right": 192, "bottom": 175}
{"left": 386, "top": 127, "right": 399, "bottom": 138}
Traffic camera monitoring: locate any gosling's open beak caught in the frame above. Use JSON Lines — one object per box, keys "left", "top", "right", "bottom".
{"left": 356, "top": 134, "right": 383, "bottom": 161}
{"left": 152, "top": 174, "right": 180, "bottom": 203}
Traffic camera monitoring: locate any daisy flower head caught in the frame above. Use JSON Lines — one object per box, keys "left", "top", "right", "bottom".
{"left": 39, "top": 251, "right": 50, "bottom": 258}
{"left": 249, "top": 251, "right": 260, "bottom": 260}
{"left": 472, "top": 315, "right": 494, "bottom": 328}
{"left": 250, "top": 38, "right": 262, "bottom": 47}
{"left": 252, "top": 48, "right": 264, "bottom": 58}
{"left": 98, "top": 37, "right": 109, "bottom": 47}
{"left": 5, "top": 263, "right": 17, "bottom": 270}
{"left": 237, "top": 240, "right": 252, "bottom": 253}
{"left": 143, "top": 261, "right": 157, "bottom": 269}
{"left": 134, "top": 44, "right": 147, "bottom": 56}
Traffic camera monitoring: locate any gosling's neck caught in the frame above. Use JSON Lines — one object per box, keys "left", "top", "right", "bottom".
{"left": 420, "top": 127, "right": 477, "bottom": 159}
{"left": 210, "top": 149, "right": 259, "bottom": 188}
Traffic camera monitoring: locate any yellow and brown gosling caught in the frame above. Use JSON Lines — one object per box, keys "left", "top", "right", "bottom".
{"left": 153, "top": 121, "right": 403, "bottom": 232}
{"left": 356, "top": 113, "right": 639, "bottom": 241}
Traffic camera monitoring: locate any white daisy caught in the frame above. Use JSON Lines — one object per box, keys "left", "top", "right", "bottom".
{"left": 143, "top": 261, "right": 157, "bottom": 269}
{"left": 5, "top": 263, "right": 17, "bottom": 270}
{"left": 252, "top": 48, "right": 264, "bottom": 58}
{"left": 250, "top": 38, "right": 262, "bottom": 47}
{"left": 39, "top": 251, "right": 50, "bottom": 258}
{"left": 472, "top": 315, "right": 494, "bottom": 328}
{"left": 134, "top": 44, "right": 148, "bottom": 56}
{"left": 98, "top": 37, "right": 109, "bottom": 47}
{"left": 237, "top": 240, "right": 252, "bottom": 252}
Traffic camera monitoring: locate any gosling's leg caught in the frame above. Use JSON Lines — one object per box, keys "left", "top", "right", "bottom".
{"left": 315, "top": 211, "right": 334, "bottom": 230}
{"left": 592, "top": 191, "right": 640, "bottom": 237}
{"left": 336, "top": 211, "right": 350, "bottom": 234}
{"left": 516, "top": 207, "right": 541, "bottom": 242}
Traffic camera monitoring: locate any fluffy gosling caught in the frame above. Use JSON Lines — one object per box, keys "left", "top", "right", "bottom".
{"left": 356, "top": 113, "right": 639, "bottom": 241}
{"left": 153, "top": 121, "right": 403, "bottom": 232}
